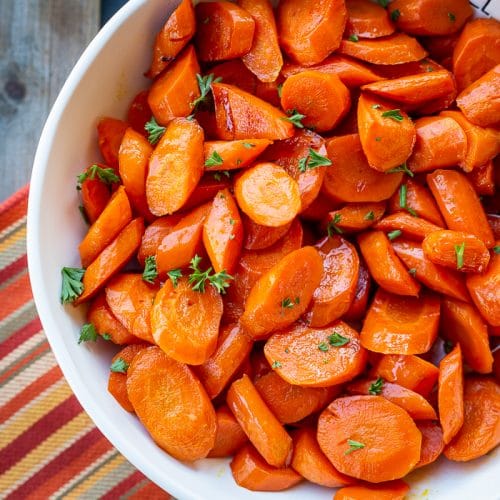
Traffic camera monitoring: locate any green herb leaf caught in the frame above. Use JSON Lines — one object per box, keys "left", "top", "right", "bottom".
{"left": 455, "top": 242, "right": 465, "bottom": 270}
{"left": 202, "top": 16, "right": 210, "bottom": 24}
{"left": 272, "top": 360, "right": 282, "bottom": 369}
{"left": 110, "top": 357, "right": 129, "bottom": 373}
{"left": 381, "top": 109, "right": 404, "bottom": 122}
{"left": 281, "top": 296, "right": 300, "bottom": 312}
{"left": 399, "top": 184, "right": 407, "bottom": 209}
{"left": 375, "top": 136, "right": 382, "bottom": 142}
{"left": 348, "top": 34, "right": 359, "bottom": 42}
{"left": 167, "top": 268, "right": 183, "bottom": 288}
{"left": 282, "top": 110, "right": 306, "bottom": 128}
{"left": 372, "top": 104, "right": 382, "bottom": 110}
{"left": 145, "top": 117, "right": 166, "bottom": 145}
{"left": 385, "top": 163, "right": 414, "bottom": 177}
{"left": 77, "top": 164, "right": 120, "bottom": 189}
{"left": 78, "top": 323, "right": 98, "bottom": 344}
{"left": 192, "top": 73, "right": 222, "bottom": 111}
{"left": 493, "top": 245, "right": 500, "bottom": 254}
{"left": 277, "top": 83, "right": 283, "bottom": 99}
{"left": 364, "top": 211, "right": 375, "bottom": 221}
{"left": 407, "top": 207, "right": 418, "bottom": 217}
{"left": 61, "top": 267, "right": 85, "bottom": 304}
{"left": 298, "top": 148, "right": 333, "bottom": 173}
{"left": 242, "top": 142, "right": 256, "bottom": 149}
{"left": 327, "top": 213, "right": 343, "bottom": 237}
{"left": 369, "top": 377, "right": 384, "bottom": 395}
{"left": 345, "top": 439, "right": 365, "bottom": 455}
{"left": 102, "top": 333, "right": 112, "bottom": 341}
{"left": 328, "top": 332, "right": 350, "bottom": 347}
{"left": 188, "top": 255, "right": 233, "bottom": 294}
{"left": 318, "top": 342, "right": 329, "bottom": 352}
{"left": 387, "top": 229, "right": 402, "bottom": 241}
{"left": 448, "top": 12, "right": 456, "bottom": 22}
{"left": 205, "top": 150, "right": 224, "bottom": 167}
{"left": 142, "top": 256, "right": 158, "bottom": 284}
{"left": 426, "top": 65, "right": 435, "bottom": 72}
{"left": 408, "top": 268, "right": 417, "bottom": 276}
{"left": 391, "top": 9, "right": 401, "bottom": 21}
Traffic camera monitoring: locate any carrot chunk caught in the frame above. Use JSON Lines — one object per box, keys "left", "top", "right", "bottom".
{"left": 208, "top": 405, "right": 248, "bottom": 458}
{"left": 97, "top": 118, "right": 129, "bottom": 170}
{"left": 203, "top": 139, "right": 272, "bottom": 171}
{"left": 335, "top": 480, "right": 409, "bottom": 500}
{"left": 415, "top": 421, "right": 445, "bottom": 469}
{"left": 345, "top": 0, "right": 395, "bottom": 39}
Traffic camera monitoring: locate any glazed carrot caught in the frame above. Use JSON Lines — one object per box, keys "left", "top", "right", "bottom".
{"left": 227, "top": 374, "right": 293, "bottom": 468}
{"left": 242, "top": 214, "right": 291, "bottom": 251}
{"left": 344, "top": 261, "right": 371, "bottom": 321}
{"left": 375, "top": 212, "right": 443, "bottom": 241}
{"left": 357, "top": 93, "right": 416, "bottom": 172}
{"left": 147, "top": 45, "right": 200, "bottom": 125}
{"left": 105, "top": 274, "right": 157, "bottom": 344}
{"left": 281, "top": 71, "right": 350, "bottom": 132}
{"left": 427, "top": 169, "right": 495, "bottom": 247}
{"left": 97, "top": 117, "right": 129, "bottom": 170}
{"left": 392, "top": 239, "right": 470, "bottom": 302}
{"left": 358, "top": 231, "right": 420, "bottom": 296}
{"left": 457, "top": 64, "right": 500, "bottom": 127}
{"left": 307, "top": 236, "right": 360, "bottom": 328}
{"left": 361, "top": 288, "right": 440, "bottom": 355}
{"left": 325, "top": 202, "right": 386, "bottom": 233}
{"left": 264, "top": 321, "right": 367, "bottom": 387}
{"left": 151, "top": 277, "right": 223, "bottom": 365}
{"left": 453, "top": 19, "right": 500, "bottom": 91}
{"left": 421, "top": 34, "right": 458, "bottom": 66}
{"left": 230, "top": 444, "right": 302, "bottom": 491}
{"left": 182, "top": 172, "right": 231, "bottom": 211}
{"left": 345, "top": 0, "right": 394, "bottom": 39}
{"left": 323, "top": 134, "right": 403, "bottom": 203}
{"left": 196, "top": 323, "right": 253, "bottom": 399}
{"left": 335, "top": 480, "right": 410, "bottom": 500}
{"left": 317, "top": 396, "right": 421, "bottom": 482}
{"left": 291, "top": 428, "right": 353, "bottom": 488}
{"left": 338, "top": 33, "right": 428, "bottom": 65}
{"left": 415, "top": 421, "right": 445, "bottom": 468}
{"left": 277, "top": 0, "right": 347, "bottom": 66}
{"left": 75, "top": 218, "right": 144, "bottom": 305}
{"left": 371, "top": 354, "right": 439, "bottom": 397}
{"left": 79, "top": 186, "right": 132, "bottom": 268}
{"left": 489, "top": 214, "right": 500, "bottom": 240}
{"left": 212, "top": 83, "right": 294, "bottom": 141}
{"left": 467, "top": 160, "right": 495, "bottom": 197}
{"left": 211, "top": 59, "right": 257, "bottom": 95}
{"left": 127, "top": 90, "right": 151, "bottom": 136}
{"left": 441, "top": 298, "right": 493, "bottom": 374}
{"left": 146, "top": 0, "right": 196, "bottom": 79}
{"left": 203, "top": 139, "right": 272, "bottom": 171}
{"left": 301, "top": 191, "right": 342, "bottom": 222}
{"left": 254, "top": 79, "right": 283, "bottom": 107}
{"left": 108, "top": 344, "right": 148, "bottom": 412}
{"left": 438, "top": 344, "right": 464, "bottom": 444}
{"left": 208, "top": 405, "right": 248, "bottom": 458}
{"left": 422, "top": 230, "right": 490, "bottom": 273}
{"left": 127, "top": 346, "right": 216, "bottom": 461}
{"left": 347, "top": 377, "right": 437, "bottom": 420}
{"left": 194, "top": 2, "right": 255, "bottom": 62}
{"left": 371, "top": 58, "right": 444, "bottom": 79}
{"left": 234, "top": 163, "right": 301, "bottom": 227}
{"left": 80, "top": 175, "right": 111, "bottom": 224}
{"left": 389, "top": 0, "right": 471, "bottom": 36}
{"left": 241, "top": 247, "right": 323, "bottom": 339}
{"left": 146, "top": 118, "right": 204, "bottom": 216}
{"left": 444, "top": 377, "right": 500, "bottom": 461}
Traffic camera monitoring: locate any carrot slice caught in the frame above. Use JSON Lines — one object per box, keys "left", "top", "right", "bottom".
{"left": 194, "top": 1, "right": 255, "bottom": 62}
{"left": 338, "top": 33, "right": 428, "bottom": 65}
{"left": 80, "top": 174, "right": 111, "bottom": 225}
{"left": 371, "top": 58, "right": 445, "bottom": 79}
{"left": 151, "top": 277, "right": 223, "bottom": 365}
{"left": 415, "top": 421, "right": 445, "bottom": 468}
{"left": 345, "top": 0, "right": 395, "bottom": 39}
{"left": 264, "top": 321, "right": 367, "bottom": 387}
{"left": 325, "top": 202, "right": 386, "bottom": 233}
{"left": 97, "top": 118, "right": 129, "bottom": 170}
{"left": 374, "top": 212, "right": 443, "bottom": 241}
{"left": 444, "top": 377, "right": 500, "bottom": 461}
{"left": 301, "top": 191, "right": 342, "bottom": 222}
{"left": 146, "top": 118, "right": 204, "bottom": 217}
{"left": 361, "top": 288, "right": 440, "bottom": 355}
{"left": 277, "top": 0, "right": 347, "bottom": 66}
{"left": 489, "top": 214, "right": 500, "bottom": 240}
{"left": 208, "top": 405, "right": 248, "bottom": 458}
{"left": 230, "top": 444, "right": 302, "bottom": 491}
{"left": 427, "top": 169, "right": 495, "bottom": 247}
{"left": 203, "top": 139, "right": 272, "bottom": 172}
{"left": 227, "top": 374, "right": 293, "bottom": 468}
{"left": 421, "top": 34, "right": 458, "bottom": 65}
{"left": 210, "top": 59, "right": 257, "bottom": 95}
{"left": 344, "top": 261, "right": 372, "bottom": 321}
{"left": 335, "top": 480, "right": 410, "bottom": 500}
{"left": 317, "top": 395, "right": 421, "bottom": 482}
{"left": 234, "top": 163, "right": 301, "bottom": 227}
{"left": 441, "top": 298, "right": 493, "bottom": 374}
{"left": 467, "top": 160, "right": 495, "bottom": 197}
{"left": 182, "top": 172, "right": 231, "bottom": 211}
{"left": 241, "top": 246, "right": 323, "bottom": 339}
{"left": 212, "top": 83, "right": 294, "bottom": 140}
{"left": 127, "top": 90, "right": 151, "bottom": 136}
{"left": 127, "top": 346, "right": 216, "bottom": 461}
{"left": 357, "top": 93, "right": 416, "bottom": 172}
{"left": 242, "top": 214, "right": 291, "bottom": 251}
{"left": 323, "top": 134, "right": 403, "bottom": 202}
{"left": 358, "top": 231, "right": 420, "bottom": 296}
{"left": 307, "top": 235, "right": 360, "bottom": 328}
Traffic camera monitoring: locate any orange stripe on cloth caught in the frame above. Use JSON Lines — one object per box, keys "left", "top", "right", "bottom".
{"left": 0, "top": 272, "right": 32, "bottom": 321}
{"left": 0, "top": 185, "right": 29, "bottom": 233}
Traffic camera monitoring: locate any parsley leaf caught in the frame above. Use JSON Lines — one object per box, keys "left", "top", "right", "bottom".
{"left": 369, "top": 377, "right": 384, "bottom": 395}
{"left": 381, "top": 109, "right": 404, "bottom": 122}
{"left": 277, "top": 83, "right": 283, "bottom": 98}
{"left": 364, "top": 211, "right": 375, "bottom": 221}
{"left": 408, "top": 268, "right": 417, "bottom": 276}
{"left": 391, "top": 9, "right": 401, "bottom": 21}
{"left": 77, "top": 165, "right": 120, "bottom": 189}
{"left": 102, "top": 333, "right": 112, "bottom": 341}
{"left": 448, "top": 12, "right": 456, "bottom": 22}
{"left": 213, "top": 171, "right": 230, "bottom": 181}
{"left": 455, "top": 242, "right": 465, "bottom": 270}
{"left": 376, "top": 0, "right": 389, "bottom": 7}
{"left": 318, "top": 342, "right": 329, "bottom": 352}
{"left": 388, "top": 229, "right": 402, "bottom": 241}
{"left": 281, "top": 296, "right": 300, "bottom": 313}
{"left": 385, "top": 163, "right": 414, "bottom": 177}
{"left": 78, "top": 323, "right": 98, "bottom": 344}
{"left": 372, "top": 104, "right": 381, "bottom": 109}
{"left": 328, "top": 332, "right": 350, "bottom": 347}
{"left": 348, "top": 34, "right": 359, "bottom": 42}
{"left": 61, "top": 267, "right": 85, "bottom": 304}
{"left": 345, "top": 439, "right": 365, "bottom": 455}
{"left": 167, "top": 268, "right": 183, "bottom": 287}
{"left": 327, "top": 213, "right": 343, "bottom": 236}
{"left": 205, "top": 150, "right": 224, "bottom": 167}
{"left": 282, "top": 110, "right": 306, "bottom": 128}
{"left": 110, "top": 357, "right": 129, "bottom": 373}
{"left": 188, "top": 255, "right": 233, "bottom": 294}
{"left": 145, "top": 117, "right": 166, "bottom": 145}
{"left": 242, "top": 142, "right": 256, "bottom": 149}
{"left": 191, "top": 73, "right": 222, "bottom": 111}
{"left": 298, "top": 148, "right": 332, "bottom": 173}
{"left": 272, "top": 360, "right": 282, "bottom": 369}
{"left": 493, "top": 245, "right": 500, "bottom": 254}
{"left": 142, "top": 256, "right": 158, "bottom": 284}
{"left": 399, "top": 184, "right": 407, "bottom": 209}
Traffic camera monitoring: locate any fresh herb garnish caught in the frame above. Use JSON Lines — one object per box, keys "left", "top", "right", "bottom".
{"left": 328, "top": 332, "right": 350, "bottom": 347}
{"left": 327, "top": 213, "right": 343, "bottom": 236}
{"left": 455, "top": 242, "right": 465, "bottom": 270}
{"left": 213, "top": 171, "right": 230, "bottom": 181}
{"left": 167, "top": 268, "right": 183, "bottom": 288}
{"left": 369, "top": 377, "right": 384, "bottom": 395}
{"left": 281, "top": 296, "right": 300, "bottom": 313}
{"left": 277, "top": 83, "right": 283, "bottom": 98}
{"left": 282, "top": 110, "right": 305, "bottom": 128}
{"left": 272, "top": 360, "right": 282, "bottom": 369}
{"left": 77, "top": 165, "right": 120, "bottom": 189}
{"left": 372, "top": 104, "right": 382, "bottom": 109}
{"left": 61, "top": 267, "right": 85, "bottom": 304}
{"left": 145, "top": 117, "right": 166, "bottom": 145}
{"left": 391, "top": 9, "right": 401, "bottom": 21}
{"left": 375, "top": 136, "right": 382, "bottom": 142}
{"left": 318, "top": 342, "right": 329, "bottom": 352}
{"left": 205, "top": 150, "right": 224, "bottom": 167}
{"left": 110, "top": 357, "right": 129, "bottom": 373}
{"left": 399, "top": 184, "right": 407, "bottom": 209}
{"left": 102, "top": 333, "right": 112, "bottom": 341}
{"left": 493, "top": 245, "right": 500, "bottom": 254}
{"left": 298, "top": 148, "right": 332, "bottom": 173}
{"left": 376, "top": 0, "right": 389, "bottom": 7}
{"left": 348, "top": 34, "right": 359, "bottom": 42}
{"left": 78, "top": 323, "right": 98, "bottom": 344}
{"left": 408, "top": 268, "right": 417, "bottom": 276}
{"left": 142, "top": 256, "right": 158, "bottom": 284}
{"left": 191, "top": 73, "right": 222, "bottom": 112}
{"left": 242, "top": 142, "right": 256, "bottom": 149}
{"left": 388, "top": 229, "right": 402, "bottom": 241}
{"left": 345, "top": 439, "right": 366, "bottom": 455}
{"left": 381, "top": 109, "right": 404, "bottom": 122}
{"left": 448, "top": 12, "right": 456, "bottom": 22}
{"left": 385, "top": 163, "right": 414, "bottom": 177}
{"left": 188, "top": 255, "right": 233, "bottom": 294}
{"left": 364, "top": 211, "right": 375, "bottom": 221}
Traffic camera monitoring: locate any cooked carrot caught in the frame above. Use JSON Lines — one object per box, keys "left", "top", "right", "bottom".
{"left": 277, "top": 0, "right": 347, "bottom": 66}
{"left": 421, "top": 34, "right": 458, "bottom": 66}
{"left": 307, "top": 235, "right": 360, "bottom": 328}
{"left": 371, "top": 58, "right": 445, "bottom": 79}
{"left": 427, "top": 169, "right": 495, "bottom": 247}
{"left": 422, "top": 230, "right": 490, "bottom": 273}
{"left": 75, "top": 218, "right": 144, "bottom": 305}
{"left": 212, "top": 83, "right": 294, "bottom": 140}
{"left": 415, "top": 421, "right": 445, "bottom": 468}
{"left": 467, "top": 160, "right": 495, "bottom": 197}
{"left": 204, "top": 139, "right": 272, "bottom": 171}
{"left": 489, "top": 214, "right": 500, "bottom": 240}
{"left": 453, "top": 19, "right": 500, "bottom": 91}
{"left": 227, "top": 374, "right": 293, "bottom": 468}
{"left": 264, "top": 321, "right": 367, "bottom": 387}
{"left": 301, "top": 191, "right": 342, "bottom": 222}
{"left": 375, "top": 212, "right": 443, "bottom": 241}
{"left": 441, "top": 298, "right": 493, "bottom": 374}
{"left": 357, "top": 93, "right": 416, "bottom": 172}
{"left": 371, "top": 354, "right": 439, "bottom": 397}
{"left": 234, "top": 163, "right": 301, "bottom": 227}
{"left": 230, "top": 444, "right": 302, "bottom": 491}
{"left": 211, "top": 59, "right": 257, "bottom": 95}
{"left": 147, "top": 45, "right": 200, "bottom": 125}
{"left": 361, "top": 288, "right": 440, "bottom": 355}
{"left": 208, "top": 405, "right": 248, "bottom": 458}
{"left": 317, "top": 396, "right": 421, "bottom": 482}
{"left": 97, "top": 117, "right": 129, "bottom": 170}
{"left": 358, "top": 231, "right": 420, "bottom": 296}
{"left": 291, "top": 428, "right": 353, "bottom": 488}
{"left": 242, "top": 214, "right": 291, "bottom": 251}
{"left": 407, "top": 116, "right": 467, "bottom": 173}
{"left": 80, "top": 174, "right": 111, "bottom": 224}
{"left": 444, "top": 377, "right": 500, "bottom": 461}
{"left": 182, "top": 172, "right": 231, "bottom": 211}
{"left": 335, "top": 480, "right": 410, "bottom": 500}
{"left": 108, "top": 343, "right": 148, "bottom": 412}
{"left": 146, "top": 0, "right": 196, "bottom": 79}
{"left": 338, "top": 33, "right": 428, "bottom": 65}
{"left": 281, "top": 71, "right": 351, "bottom": 132}
{"left": 346, "top": 0, "right": 394, "bottom": 39}
{"left": 241, "top": 246, "right": 323, "bottom": 338}
{"left": 146, "top": 117, "right": 204, "bottom": 217}
{"left": 392, "top": 239, "right": 470, "bottom": 302}
{"left": 127, "top": 90, "right": 151, "bottom": 136}
{"left": 344, "top": 261, "right": 371, "bottom": 321}
{"left": 194, "top": 1, "right": 255, "bottom": 62}
{"left": 127, "top": 346, "right": 216, "bottom": 461}
{"left": 196, "top": 323, "right": 253, "bottom": 399}
{"left": 323, "top": 134, "right": 403, "bottom": 203}
{"left": 325, "top": 202, "right": 386, "bottom": 233}
{"left": 151, "top": 277, "right": 223, "bottom": 365}
{"left": 254, "top": 79, "right": 283, "bottom": 107}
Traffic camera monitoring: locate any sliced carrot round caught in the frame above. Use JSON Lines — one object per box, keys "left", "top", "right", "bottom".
{"left": 325, "top": 202, "right": 386, "bottom": 233}
{"left": 334, "top": 480, "right": 410, "bottom": 500}
{"left": 208, "top": 405, "right": 248, "bottom": 458}
{"left": 242, "top": 214, "right": 292, "bottom": 250}
{"left": 345, "top": 0, "right": 395, "bottom": 39}
{"left": 415, "top": 421, "right": 445, "bottom": 469}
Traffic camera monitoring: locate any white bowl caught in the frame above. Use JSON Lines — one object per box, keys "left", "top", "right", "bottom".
{"left": 27, "top": 1, "right": 499, "bottom": 498}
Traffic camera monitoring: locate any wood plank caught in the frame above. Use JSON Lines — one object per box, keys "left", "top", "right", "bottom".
{"left": 0, "top": 0, "right": 100, "bottom": 202}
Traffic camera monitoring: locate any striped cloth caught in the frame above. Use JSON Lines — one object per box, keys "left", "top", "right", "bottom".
{"left": 0, "top": 186, "right": 171, "bottom": 499}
